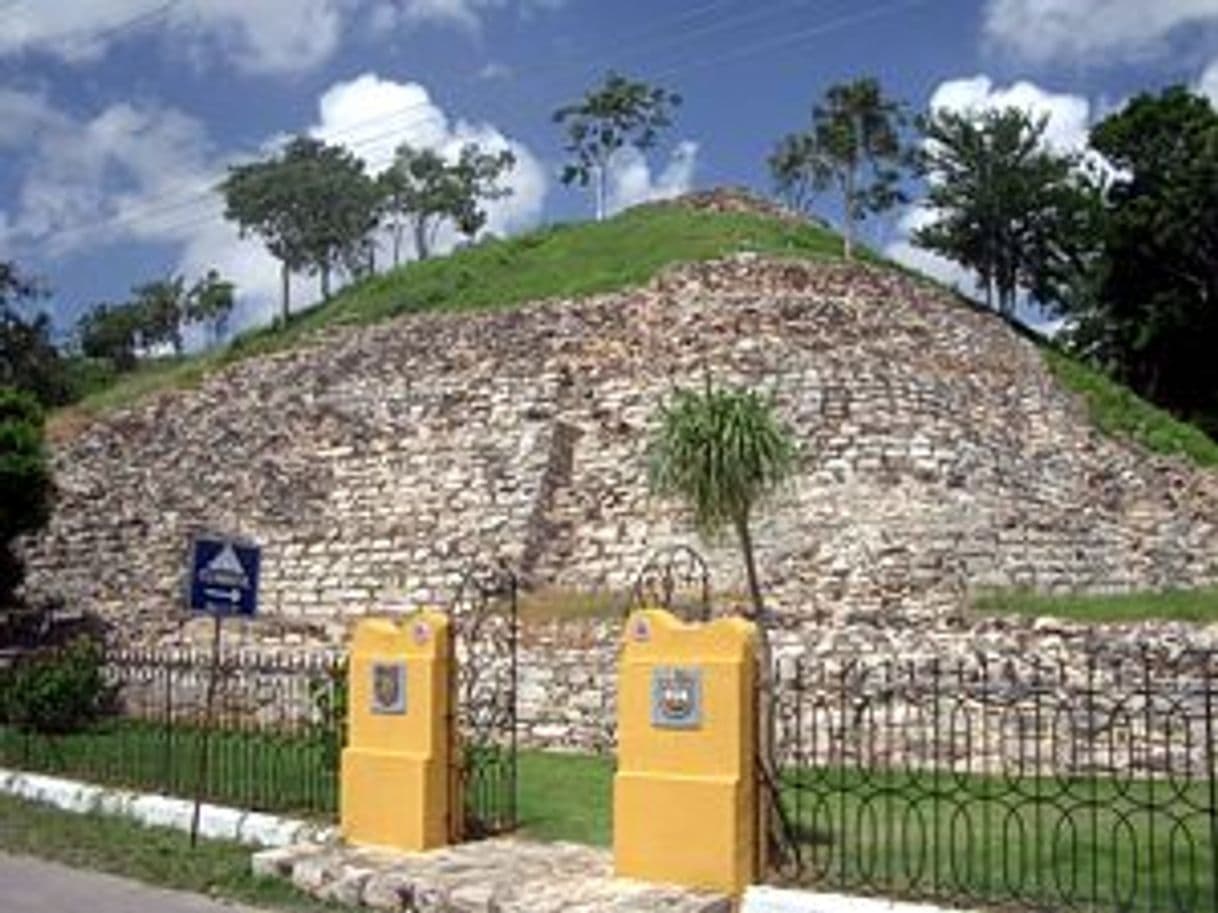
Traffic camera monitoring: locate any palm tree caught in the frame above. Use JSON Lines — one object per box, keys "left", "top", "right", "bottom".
{"left": 647, "top": 377, "right": 797, "bottom": 864}
{"left": 647, "top": 379, "right": 796, "bottom": 624}
{"left": 770, "top": 76, "right": 909, "bottom": 261}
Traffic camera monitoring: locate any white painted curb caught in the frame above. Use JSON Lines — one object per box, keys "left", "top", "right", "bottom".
{"left": 0, "top": 767, "right": 338, "bottom": 848}
{"left": 744, "top": 885, "right": 979, "bottom": 913}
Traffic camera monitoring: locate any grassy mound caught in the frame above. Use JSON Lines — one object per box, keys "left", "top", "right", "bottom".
{"left": 58, "top": 201, "right": 842, "bottom": 424}
{"left": 1043, "top": 349, "right": 1218, "bottom": 467}
{"left": 51, "top": 194, "right": 1218, "bottom": 472}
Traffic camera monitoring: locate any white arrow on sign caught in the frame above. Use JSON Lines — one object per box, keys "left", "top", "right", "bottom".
{"left": 204, "top": 587, "right": 241, "bottom": 603}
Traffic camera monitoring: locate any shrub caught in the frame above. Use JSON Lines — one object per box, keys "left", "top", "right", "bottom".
{"left": 308, "top": 659, "right": 348, "bottom": 771}
{"left": 1, "top": 637, "right": 115, "bottom": 734}
{"left": 0, "top": 386, "right": 53, "bottom": 610}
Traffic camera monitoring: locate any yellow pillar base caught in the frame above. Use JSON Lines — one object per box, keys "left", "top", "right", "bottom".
{"left": 613, "top": 609, "right": 758, "bottom": 896}
{"left": 614, "top": 771, "right": 753, "bottom": 894}
{"left": 340, "top": 611, "right": 451, "bottom": 854}
{"left": 340, "top": 749, "right": 448, "bottom": 852}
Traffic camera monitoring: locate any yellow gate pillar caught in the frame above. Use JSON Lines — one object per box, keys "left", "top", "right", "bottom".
{"left": 614, "top": 609, "right": 758, "bottom": 894}
{"left": 341, "top": 611, "right": 451, "bottom": 852}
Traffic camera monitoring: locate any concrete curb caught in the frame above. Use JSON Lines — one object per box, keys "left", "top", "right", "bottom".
{"left": 743, "top": 886, "right": 978, "bottom": 913}
{"left": 0, "top": 767, "right": 338, "bottom": 848}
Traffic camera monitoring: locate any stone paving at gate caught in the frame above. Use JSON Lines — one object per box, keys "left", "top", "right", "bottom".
{"left": 253, "top": 838, "right": 731, "bottom": 913}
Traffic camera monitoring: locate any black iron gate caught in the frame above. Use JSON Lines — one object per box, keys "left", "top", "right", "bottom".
{"left": 625, "top": 545, "right": 711, "bottom": 621}
{"left": 447, "top": 560, "right": 519, "bottom": 841}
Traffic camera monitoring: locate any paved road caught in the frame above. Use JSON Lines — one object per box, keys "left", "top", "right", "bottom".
{"left": 0, "top": 854, "right": 266, "bottom": 913}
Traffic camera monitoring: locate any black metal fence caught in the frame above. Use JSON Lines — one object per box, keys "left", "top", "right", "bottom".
{"left": 769, "top": 649, "right": 1218, "bottom": 913}
{"left": 0, "top": 648, "right": 346, "bottom": 819}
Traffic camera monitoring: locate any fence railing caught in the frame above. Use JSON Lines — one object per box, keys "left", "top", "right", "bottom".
{"left": 769, "top": 648, "right": 1218, "bottom": 913}
{"left": 0, "top": 648, "right": 346, "bottom": 820}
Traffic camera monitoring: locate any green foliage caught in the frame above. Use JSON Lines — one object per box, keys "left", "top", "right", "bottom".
{"left": 76, "top": 302, "right": 143, "bottom": 372}
{"left": 770, "top": 76, "right": 912, "bottom": 259}
{"left": 0, "top": 261, "right": 74, "bottom": 408}
{"left": 973, "top": 585, "right": 1218, "bottom": 624}
{"left": 914, "top": 106, "right": 1099, "bottom": 315}
{"left": 1043, "top": 349, "right": 1218, "bottom": 466}
{"left": 648, "top": 379, "right": 796, "bottom": 618}
{"left": 184, "top": 269, "right": 236, "bottom": 347}
{"left": 1, "top": 638, "right": 114, "bottom": 734}
{"left": 308, "top": 659, "right": 347, "bottom": 773}
{"left": 222, "top": 136, "right": 380, "bottom": 319}
{"left": 554, "top": 71, "right": 682, "bottom": 220}
{"left": 130, "top": 275, "right": 187, "bottom": 355}
{"left": 1062, "top": 86, "right": 1218, "bottom": 438}
{"left": 648, "top": 381, "right": 796, "bottom": 533}
{"left": 0, "top": 387, "right": 52, "bottom": 607}
{"left": 378, "top": 142, "right": 515, "bottom": 264}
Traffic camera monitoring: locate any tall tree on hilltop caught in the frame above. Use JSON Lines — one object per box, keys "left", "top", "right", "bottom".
{"left": 0, "top": 387, "right": 52, "bottom": 614}
{"left": 1063, "top": 87, "right": 1218, "bottom": 435}
{"left": 554, "top": 71, "right": 682, "bottom": 221}
{"left": 379, "top": 142, "right": 516, "bottom": 263}
{"left": 770, "top": 77, "right": 912, "bottom": 260}
{"left": 77, "top": 302, "right": 142, "bottom": 373}
{"left": 131, "top": 275, "right": 187, "bottom": 356}
{"left": 222, "top": 136, "right": 380, "bottom": 322}
{"left": 914, "top": 105, "right": 1101, "bottom": 315}
{"left": 184, "top": 270, "right": 236, "bottom": 348}
{"left": 450, "top": 143, "right": 516, "bottom": 245}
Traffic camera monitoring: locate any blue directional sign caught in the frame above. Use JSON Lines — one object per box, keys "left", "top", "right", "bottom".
{"left": 188, "top": 533, "right": 261, "bottom": 617}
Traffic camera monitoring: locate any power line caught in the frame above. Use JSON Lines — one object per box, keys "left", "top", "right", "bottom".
{"left": 36, "top": 0, "right": 820, "bottom": 246}
{"left": 35, "top": 0, "right": 930, "bottom": 250}
{"left": 0, "top": 1, "right": 181, "bottom": 45}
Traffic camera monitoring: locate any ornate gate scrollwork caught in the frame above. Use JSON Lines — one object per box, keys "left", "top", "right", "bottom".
{"left": 448, "top": 559, "right": 518, "bottom": 841}
{"left": 626, "top": 545, "right": 711, "bottom": 623}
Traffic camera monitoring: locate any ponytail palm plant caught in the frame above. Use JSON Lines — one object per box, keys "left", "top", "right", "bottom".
{"left": 647, "top": 379, "right": 796, "bottom": 622}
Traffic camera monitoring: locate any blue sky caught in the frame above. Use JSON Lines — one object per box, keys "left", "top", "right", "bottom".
{"left": 1, "top": 0, "right": 1216, "bottom": 343}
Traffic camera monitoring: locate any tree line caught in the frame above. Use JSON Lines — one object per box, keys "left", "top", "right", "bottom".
{"left": 764, "top": 77, "right": 1218, "bottom": 439}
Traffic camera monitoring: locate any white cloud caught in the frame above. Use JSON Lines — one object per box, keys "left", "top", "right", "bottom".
{"left": 305, "top": 72, "right": 547, "bottom": 258}
{"left": 1198, "top": 59, "right": 1218, "bottom": 105}
{"left": 606, "top": 141, "right": 699, "bottom": 215}
{"left": 0, "top": 0, "right": 350, "bottom": 75}
{"left": 0, "top": 0, "right": 569, "bottom": 74}
{"left": 928, "top": 75, "right": 1092, "bottom": 153}
{"left": 983, "top": 0, "right": 1218, "bottom": 65}
{"left": 884, "top": 206, "right": 982, "bottom": 296}
{"left": 0, "top": 72, "right": 548, "bottom": 335}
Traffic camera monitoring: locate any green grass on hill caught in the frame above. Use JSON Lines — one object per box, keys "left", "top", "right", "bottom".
{"left": 973, "top": 585, "right": 1218, "bottom": 624}
{"left": 60, "top": 203, "right": 843, "bottom": 422}
{"left": 1043, "top": 348, "right": 1218, "bottom": 466}
{"left": 53, "top": 199, "right": 1218, "bottom": 472}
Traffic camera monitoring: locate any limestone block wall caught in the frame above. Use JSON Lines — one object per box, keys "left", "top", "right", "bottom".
{"left": 20, "top": 253, "right": 1218, "bottom": 649}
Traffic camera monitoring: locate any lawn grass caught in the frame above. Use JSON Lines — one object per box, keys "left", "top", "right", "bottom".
{"left": 1043, "top": 348, "right": 1218, "bottom": 467}
{"left": 517, "top": 750, "right": 612, "bottom": 845}
{"left": 57, "top": 203, "right": 842, "bottom": 425}
{"left": 0, "top": 793, "right": 342, "bottom": 912}
{"left": 973, "top": 586, "right": 1218, "bottom": 624}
